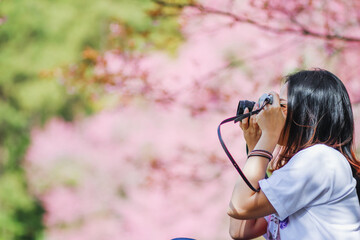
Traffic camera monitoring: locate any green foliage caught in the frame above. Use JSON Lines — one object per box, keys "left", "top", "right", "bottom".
{"left": 0, "top": 171, "right": 43, "bottom": 240}
{"left": 0, "top": 0, "right": 183, "bottom": 239}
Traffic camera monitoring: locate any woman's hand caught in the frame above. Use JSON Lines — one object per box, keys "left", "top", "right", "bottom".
{"left": 228, "top": 93, "right": 281, "bottom": 222}
{"left": 240, "top": 105, "right": 262, "bottom": 152}
{"left": 256, "top": 92, "right": 286, "bottom": 143}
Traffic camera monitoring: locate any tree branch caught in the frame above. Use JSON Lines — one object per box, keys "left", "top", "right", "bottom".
{"left": 152, "top": 0, "right": 360, "bottom": 42}
{"left": 152, "top": 0, "right": 196, "bottom": 8}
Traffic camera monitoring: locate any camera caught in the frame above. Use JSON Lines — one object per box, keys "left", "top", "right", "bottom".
{"left": 236, "top": 93, "right": 273, "bottom": 115}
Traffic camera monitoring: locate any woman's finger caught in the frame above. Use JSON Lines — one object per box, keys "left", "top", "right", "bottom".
{"left": 255, "top": 109, "right": 263, "bottom": 124}
{"left": 250, "top": 112, "right": 256, "bottom": 127}
{"left": 251, "top": 103, "right": 257, "bottom": 117}
{"left": 249, "top": 103, "right": 258, "bottom": 122}
{"left": 241, "top": 107, "right": 249, "bottom": 129}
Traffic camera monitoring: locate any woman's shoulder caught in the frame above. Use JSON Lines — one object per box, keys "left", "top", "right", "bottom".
{"left": 290, "top": 144, "right": 347, "bottom": 169}
{"left": 293, "top": 144, "right": 342, "bottom": 159}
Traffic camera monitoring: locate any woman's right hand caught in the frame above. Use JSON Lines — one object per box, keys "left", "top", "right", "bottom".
{"left": 256, "top": 92, "right": 286, "bottom": 141}
{"left": 240, "top": 105, "right": 262, "bottom": 152}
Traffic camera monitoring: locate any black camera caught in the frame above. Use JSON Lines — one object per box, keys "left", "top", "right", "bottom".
{"left": 236, "top": 93, "right": 273, "bottom": 115}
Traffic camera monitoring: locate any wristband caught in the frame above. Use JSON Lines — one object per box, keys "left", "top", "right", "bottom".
{"left": 247, "top": 149, "right": 273, "bottom": 161}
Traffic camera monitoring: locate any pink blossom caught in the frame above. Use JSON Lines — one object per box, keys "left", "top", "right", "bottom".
{"left": 25, "top": 1, "right": 360, "bottom": 239}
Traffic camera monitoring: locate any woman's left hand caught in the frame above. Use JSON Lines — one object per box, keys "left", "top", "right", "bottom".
{"left": 240, "top": 104, "right": 262, "bottom": 152}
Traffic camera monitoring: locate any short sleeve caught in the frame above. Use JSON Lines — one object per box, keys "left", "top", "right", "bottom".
{"left": 259, "top": 145, "right": 335, "bottom": 220}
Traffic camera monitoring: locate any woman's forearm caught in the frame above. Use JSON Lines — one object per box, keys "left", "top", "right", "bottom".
{"left": 229, "top": 217, "right": 267, "bottom": 239}
{"left": 228, "top": 133, "right": 278, "bottom": 219}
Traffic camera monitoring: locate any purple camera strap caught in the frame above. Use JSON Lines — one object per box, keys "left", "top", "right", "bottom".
{"left": 217, "top": 102, "right": 268, "bottom": 192}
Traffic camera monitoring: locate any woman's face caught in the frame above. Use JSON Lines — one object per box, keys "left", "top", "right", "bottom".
{"left": 278, "top": 82, "right": 288, "bottom": 145}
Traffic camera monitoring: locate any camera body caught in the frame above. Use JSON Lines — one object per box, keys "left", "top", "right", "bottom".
{"left": 236, "top": 93, "right": 273, "bottom": 115}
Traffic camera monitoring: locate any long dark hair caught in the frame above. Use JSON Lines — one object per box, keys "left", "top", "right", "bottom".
{"left": 274, "top": 69, "right": 360, "bottom": 198}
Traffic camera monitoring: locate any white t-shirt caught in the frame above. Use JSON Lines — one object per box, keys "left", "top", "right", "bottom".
{"left": 259, "top": 144, "right": 360, "bottom": 240}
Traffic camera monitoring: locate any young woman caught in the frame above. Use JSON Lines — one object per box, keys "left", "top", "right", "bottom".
{"left": 228, "top": 69, "right": 360, "bottom": 239}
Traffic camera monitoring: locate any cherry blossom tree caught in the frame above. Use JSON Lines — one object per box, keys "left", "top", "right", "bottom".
{"left": 25, "top": 0, "right": 360, "bottom": 239}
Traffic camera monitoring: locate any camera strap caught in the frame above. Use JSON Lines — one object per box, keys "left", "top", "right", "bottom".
{"left": 217, "top": 105, "right": 266, "bottom": 192}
